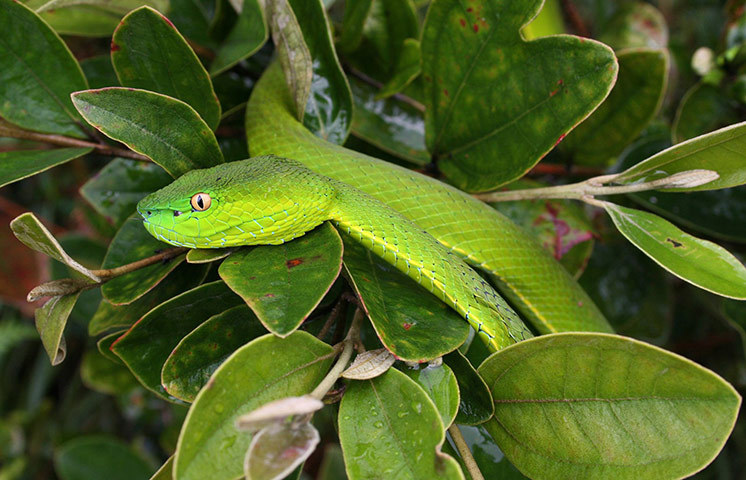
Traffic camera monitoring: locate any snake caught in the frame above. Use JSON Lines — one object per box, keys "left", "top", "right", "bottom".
{"left": 138, "top": 155, "right": 532, "bottom": 351}
{"left": 137, "top": 62, "right": 612, "bottom": 352}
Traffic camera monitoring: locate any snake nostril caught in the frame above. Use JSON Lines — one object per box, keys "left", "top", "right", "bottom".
{"left": 146, "top": 211, "right": 152, "bottom": 216}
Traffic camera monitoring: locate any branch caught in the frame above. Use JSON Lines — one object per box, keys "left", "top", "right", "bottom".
{"left": 474, "top": 170, "right": 720, "bottom": 205}
{"left": 345, "top": 65, "right": 425, "bottom": 113}
{"left": 92, "top": 247, "right": 188, "bottom": 280}
{"left": 310, "top": 308, "right": 365, "bottom": 400}
{"left": 0, "top": 123, "right": 150, "bottom": 162}
{"left": 448, "top": 424, "right": 485, "bottom": 480}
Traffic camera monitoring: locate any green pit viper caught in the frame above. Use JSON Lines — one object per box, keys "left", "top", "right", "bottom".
{"left": 137, "top": 63, "right": 612, "bottom": 353}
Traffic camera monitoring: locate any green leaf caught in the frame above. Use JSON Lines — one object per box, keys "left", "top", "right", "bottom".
{"left": 338, "top": 368, "right": 463, "bottom": 480}
{"left": 478, "top": 333, "right": 741, "bottom": 480}
{"left": 100, "top": 216, "right": 185, "bottom": 305}
{"left": 673, "top": 83, "right": 742, "bottom": 143}
{"left": 39, "top": 5, "right": 121, "bottom": 37}
{"left": 111, "top": 281, "right": 244, "bottom": 400}
{"left": 377, "top": 38, "right": 421, "bottom": 99}
{"left": 161, "top": 305, "right": 266, "bottom": 402}
{"left": 401, "top": 362, "right": 460, "bottom": 428}
{"left": 560, "top": 48, "right": 668, "bottom": 165}
{"left": 521, "top": 0, "right": 564, "bottom": 39}
{"left": 88, "top": 261, "right": 208, "bottom": 335}
{"left": 597, "top": 2, "right": 668, "bottom": 50}
{"left": 149, "top": 457, "right": 173, "bottom": 480}
{"left": 37, "top": 0, "right": 169, "bottom": 15}
{"left": 604, "top": 203, "right": 746, "bottom": 299}
{"left": 35, "top": 292, "right": 79, "bottom": 365}
{"left": 349, "top": 77, "right": 429, "bottom": 166}
{"left": 579, "top": 239, "right": 672, "bottom": 345}
{"left": 422, "top": 0, "right": 617, "bottom": 191}
{"left": 345, "top": 0, "right": 419, "bottom": 80}
{"left": 71, "top": 88, "right": 224, "bottom": 178}
{"left": 0, "top": 319, "right": 37, "bottom": 361}
{"left": 55, "top": 435, "right": 154, "bottom": 480}
{"left": 444, "top": 351, "right": 493, "bottom": 425}
{"left": 0, "top": 0, "right": 88, "bottom": 138}
{"left": 81, "top": 158, "right": 171, "bottom": 227}
{"left": 0, "top": 148, "right": 92, "bottom": 189}
{"left": 244, "top": 421, "right": 319, "bottom": 480}
{"left": 97, "top": 330, "right": 125, "bottom": 363}
{"left": 186, "top": 247, "right": 235, "bottom": 263}
{"left": 614, "top": 122, "right": 746, "bottom": 191}
{"left": 173, "top": 332, "right": 335, "bottom": 480}
{"left": 317, "top": 444, "right": 347, "bottom": 480}
{"left": 210, "top": 0, "right": 267, "bottom": 75}
{"left": 80, "top": 54, "right": 118, "bottom": 88}
{"left": 218, "top": 223, "right": 343, "bottom": 337}
{"left": 341, "top": 233, "right": 470, "bottom": 362}
{"left": 10, "top": 212, "right": 100, "bottom": 282}
{"left": 80, "top": 348, "right": 139, "bottom": 395}
{"left": 111, "top": 7, "right": 221, "bottom": 130}
{"left": 271, "top": 0, "right": 353, "bottom": 143}
{"left": 339, "top": 0, "right": 372, "bottom": 52}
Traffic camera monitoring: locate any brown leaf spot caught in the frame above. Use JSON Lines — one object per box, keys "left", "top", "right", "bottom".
{"left": 110, "top": 41, "right": 120, "bottom": 52}
{"left": 402, "top": 322, "right": 412, "bottom": 330}
{"left": 460, "top": 18, "right": 466, "bottom": 27}
{"left": 286, "top": 258, "right": 303, "bottom": 268}
{"left": 264, "top": 293, "right": 276, "bottom": 298}
{"left": 473, "top": 23, "right": 479, "bottom": 32}
{"left": 554, "top": 134, "right": 567, "bottom": 146}
{"left": 443, "top": 88, "right": 449, "bottom": 97}
{"left": 666, "top": 238, "right": 683, "bottom": 248}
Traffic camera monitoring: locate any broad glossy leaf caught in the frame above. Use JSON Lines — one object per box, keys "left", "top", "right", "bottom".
{"left": 35, "top": 292, "right": 79, "bottom": 364}
{"left": 341, "top": 234, "right": 469, "bottom": 362}
{"left": 81, "top": 158, "right": 171, "bottom": 227}
{"left": 272, "top": 0, "right": 353, "bottom": 143}
{"left": 490, "top": 181, "right": 595, "bottom": 278}
{"left": 604, "top": 203, "right": 746, "bottom": 299}
{"left": 0, "top": 148, "right": 92, "bottom": 189}
{"left": 161, "top": 305, "right": 266, "bottom": 402}
{"left": 445, "top": 424, "right": 526, "bottom": 480}
{"left": 673, "top": 83, "right": 742, "bottom": 143}
{"left": 97, "top": 330, "right": 125, "bottom": 363}
{"left": 598, "top": 2, "right": 668, "bottom": 50}
{"left": 88, "top": 261, "right": 208, "bottom": 335}
{"left": 55, "top": 435, "right": 154, "bottom": 480}
{"left": 478, "top": 333, "right": 741, "bottom": 480}
{"left": 186, "top": 247, "right": 235, "bottom": 263}
{"left": 80, "top": 54, "right": 118, "bottom": 88}
{"left": 150, "top": 457, "right": 173, "bottom": 480}
{"left": 80, "top": 348, "right": 139, "bottom": 395}
{"left": 210, "top": 0, "right": 267, "bottom": 75}
{"left": 10, "top": 212, "right": 100, "bottom": 282}
{"left": 580, "top": 238, "right": 672, "bottom": 345}
{"left": 560, "top": 48, "right": 668, "bottom": 165}
{"left": 0, "top": 0, "right": 88, "bottom": 138}
{"left": 37, "top": 0, "right": 168, "bottom": 15}
{"left": 100, "top": 216, "right": 184, "bottom": 305}
{"left": 173, "top": 332, "right": 334, "bottom": 480}
{"left": 377, "top": 38, "right": 421, "bottom": 99}
{"left": 614, "top": 122, "right": 746, "bottom": 191}
{"left": 401, "top": 362, "right": 459, "bottom": 428}
{"left": 422, "top": 0, "right": 617, "bottom": 191}
{"left": 40, "top": 6, "right": 121, "bottom": 37}
{"left": 219, "top": 223, "right": 343, "bottom": 337}
{"left": 244, "top": 421, "right": 319, "bottom": 480}
{"left": 112, "top": 6, "right": 221, "bottom": 130}
{"left": 349, "top": 77, "right": 429, "bottom": 165}
{"left": 444, "top": 351, "right": 493, "bottom": 425}
{"left": 72, "top": 88, "right": 224, "bottom": 178}
{"left": 112, "top": 281, "right": 243, "bottom": 400}
{"left": 339, "top": 0, "right": 372, "bottom": 52}
{"left": 338, "top": 368, "right": 463, "bottom": 480}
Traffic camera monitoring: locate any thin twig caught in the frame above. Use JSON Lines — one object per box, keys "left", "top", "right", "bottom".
{"left": 92, "top": 247, "right": 188, "bottom": 280}
{"left": 448, "top": 424, "right": 485, "bottom": 480}
{"left": 318, "top": 296, "right": 348, "bottom": 340}
{"left": 0, "top": 124, "right": 150, "bottom": 162}
{"left": 310, "top": 309, "right": 365, "bottom": 400}
{"left": 345, "top": 65, "right": 426, "bottom": 113}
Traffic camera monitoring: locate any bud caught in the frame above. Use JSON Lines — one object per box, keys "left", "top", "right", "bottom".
{"left": 660, "top": 169, "right": 719, "bottom": 189}
{"left": 235, "top": 396, "right": 323, "bottom": 432}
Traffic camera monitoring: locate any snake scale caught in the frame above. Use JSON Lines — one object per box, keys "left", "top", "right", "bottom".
{"left": 137, "top": 62, "right": 612, "bottom": 353}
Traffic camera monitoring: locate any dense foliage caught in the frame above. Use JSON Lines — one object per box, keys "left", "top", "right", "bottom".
{"left": 1, "top": 0, "right": 746, "bottom": 479}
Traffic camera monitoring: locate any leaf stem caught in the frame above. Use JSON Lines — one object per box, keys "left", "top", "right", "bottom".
{"left": 345, "top": 65, "right": 426, "bottom": 113}
{"left": 92, "top": 247, "right": 188, "bottom": 280}
{"left": 448, "top": 424, "right": 485, "bottom": 480}
{"left": 474, "top": 170, "right": 719, "bottom": 205}
{"left": 0, "top": 122, "right": 150, "bottom": 162}
{"left": 310, "top": 309, "right": 364, "bottom": 400}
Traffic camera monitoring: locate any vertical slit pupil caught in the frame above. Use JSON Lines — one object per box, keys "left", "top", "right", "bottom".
{"left": 197, "top": 195, "right": 204, "bottom": 209}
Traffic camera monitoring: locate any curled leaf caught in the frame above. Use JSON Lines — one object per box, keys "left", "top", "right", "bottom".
{"left": 236, "top": 396, "right": 323, "bottom": 432}
{"left": 342, "top": 348, "right": 396, "bottom": 380}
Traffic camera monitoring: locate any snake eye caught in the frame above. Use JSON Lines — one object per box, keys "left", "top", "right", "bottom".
{"left": 190, "top": 193, "right": 211, "bottom": 211}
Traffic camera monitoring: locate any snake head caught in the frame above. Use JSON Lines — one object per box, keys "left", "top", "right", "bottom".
{"left": 137, "top": 156, "right": 336, "bottom": 248}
